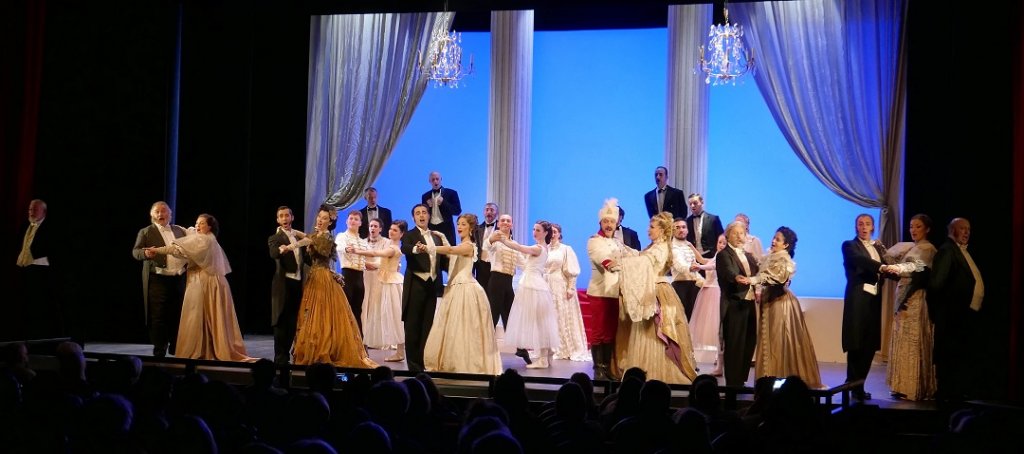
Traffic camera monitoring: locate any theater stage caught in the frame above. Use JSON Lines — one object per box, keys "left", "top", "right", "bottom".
{"left": 80, "top": 333, "right": 936, "bottom": 413}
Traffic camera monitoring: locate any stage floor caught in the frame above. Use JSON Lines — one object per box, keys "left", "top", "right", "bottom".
{"left": 82, "top": 334, "right": 937, "bottom": 411}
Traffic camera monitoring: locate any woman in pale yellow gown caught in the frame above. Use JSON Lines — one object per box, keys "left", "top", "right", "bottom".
{"left": 292, "top": 208, "right": 377, "bottom": 369}
{"left": 738, "top": 226, "right": 822, "bottom": 389}
{"left": 146, "top": 214, "right": 254, "bottom": 362}
{"left": 885, "top": 214, "right": 937, "bottom": 400}
{"left": 420, "top": 213, "right": 502, "bottom": 375}
{"left": 617, "top": 212, "right": 698, "bottom": 384}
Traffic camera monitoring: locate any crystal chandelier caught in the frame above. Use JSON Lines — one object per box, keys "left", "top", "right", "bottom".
{"left": 419, "top": 11, "right": 473, "bottom": 88}
{"left": 698, "top": 5, "right": 755, "bottom": 85}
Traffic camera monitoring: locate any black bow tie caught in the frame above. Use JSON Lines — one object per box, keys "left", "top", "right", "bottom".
{"left": 367, "top": 207, "right": 377, "bottom": 211}
{"left": 485, "top": 223, "right": 495, "bottom": 228}
{"left": 431, "top": 189, "right": 440, "bottom": 194}
{"left": 658, "top": 187, "right": 666, "bottom": 193}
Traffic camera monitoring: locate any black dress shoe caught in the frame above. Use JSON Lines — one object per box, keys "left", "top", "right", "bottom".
{"left": 515, "top": 348, "right": 532, "bottom": 365}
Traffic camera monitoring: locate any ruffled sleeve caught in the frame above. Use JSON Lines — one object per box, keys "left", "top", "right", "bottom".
{"left": 173, "top": 233, "right": 232, "bottom": 276}
{"left": 562, "top": 245, "right": 581, "bottom": 290}
{"left": 748, "top": 251, "right": 793, "bottom": 286}
{"left": 618, "top": 242, "right": 669, "bottom": 322}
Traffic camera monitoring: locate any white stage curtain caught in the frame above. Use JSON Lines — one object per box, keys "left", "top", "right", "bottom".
{"left": 732, "top": 0, "right": 908, "bottom": 245}
{"left": 488, "top": 10, "right": 534, "bottom": 243}
{"left": 666, "top": 3, "right": 711, "bottom": 200}
{"left": 305, "top": 12, "right": 445, "bottom": 224}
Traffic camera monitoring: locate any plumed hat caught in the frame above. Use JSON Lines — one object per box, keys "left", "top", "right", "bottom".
{"left": 599, "top": 198, "right": 619, "bottom": 222}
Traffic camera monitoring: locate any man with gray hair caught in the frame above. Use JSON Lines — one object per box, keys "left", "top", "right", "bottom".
{"left": 929, "top": 217, "right": 984, "bottom": 401}
{"left": 717, "top": 221, "right": 760, "bottom": 387}
{"left": 16, "top": 199, "right": 62, "bottom": 340}
{"left": 132, "top": 201, "right": 188, "bottom": 357}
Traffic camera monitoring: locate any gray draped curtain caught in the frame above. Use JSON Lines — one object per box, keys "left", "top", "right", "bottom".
{"left": 732, "top": 0, "right": 908, "bottom": 245}
{"left": 305, "top": 12, "right": 447, "bottom": 224}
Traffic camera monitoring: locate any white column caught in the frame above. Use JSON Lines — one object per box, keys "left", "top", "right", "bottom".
{"left": 488, "top": 10, "right": 534, "bottom": 242}
{"left": 666, "top": 4, "right": 711, "bottom": 199}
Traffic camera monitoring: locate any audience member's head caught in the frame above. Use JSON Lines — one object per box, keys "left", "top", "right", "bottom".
{"left": 492, "top": 369, "right": 528, "bottom": 412}
{"left": 464, "top": 398, "right": 510, "bottom": 426}
{"left": 0, "top": 342, "right": 29, "bottom": 367}
{"left": 638, "top": 379, "right": 672, "bottom": 417}
{"left": 198, "top": 379, "right": 246, "bottom": 427}
{"left": 370, "top": 366, "right": 394, "bottom": 385}
{"left": 134, "top": 367, "right": 175, "bottom": 411}
{"left": 403, "top": 376, "right": 431, "bottom": 418}
{"left": 285, "top": 392, "right": 331, "bottom": 439}
{"left": 169, "top": 415, "right": 217, "bottom": 454}
{"left": 348, "top": 421, "right": 392, "bottom": 453}
{"left": 613, "top": 377, "right": 644, "bottom": 419}
{"left": 458, "top": 416, "right": 510, "bottom": 454}
{"left": 745, "top": 375, "right": 777, "bottom": 416}
{"left": 366, "top": 380, "right": 410, "bottom": 430}
{"left": 55, "top": 341, "right": 86, "bottom": 382}
{"left": 250, "top": 359, "right": 278, "bottom": 389}
{"left": 554, "top": 382, "right": 586, "bottom": 423}
{"left": 674, "top": 407, "right": 712, "bottom": 454}
{"left": 569, "top": 372, "right": 595, "bottom": 407}
{"left": 764, "top": 375, "right": 816, "bottom": 429}
{"left": 622, "top": 367, "right": 647, "bottom": 384}
{"left": 689, "top": 374, "right": 721, "bottom": 415}
{"left": 415, "top": 373, "right": 445, "bottom": 411}
{"left": 471, "top": 429, "right": 523, "bottom": 454}
{"left": 79, "top": 393, "right": 134, "bottom": 449}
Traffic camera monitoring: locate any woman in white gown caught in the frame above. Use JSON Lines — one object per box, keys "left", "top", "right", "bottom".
{"left": 545, "top": 224, "right": 591, "bottom": 362}
{"left": 421, "top": 214, "right": 502, "bottom": 375}
{"left": 690, "top": 234, "right": 726, "bottom": 368}
{"left": 617, "top": 212, "right": 699, "bottom": 384}
{"left": 146, "top": 214, "right": 254, "bottom": 362}
{"left": 351, "top": 220, "right": 407, "bottom": 362}
{"left": 500, "top": 221, "right": 561, "bottom": 369}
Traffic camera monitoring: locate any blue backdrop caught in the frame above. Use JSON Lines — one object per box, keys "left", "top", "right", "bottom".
{"left": 363, "top": 29, "right": 876, "bottom": 298}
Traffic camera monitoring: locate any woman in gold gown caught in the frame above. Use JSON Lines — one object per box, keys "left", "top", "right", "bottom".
{"left": 291, "top": 207, "right": 377, "bottom": 369}
{"left": 738, "top": 226, "right": 822, "bottom": 389}
{"left": 617, "top": 212, "right": 699, "bottom": 384}
{"left": 885, "top": 214, "right": 937, "bottom": 400}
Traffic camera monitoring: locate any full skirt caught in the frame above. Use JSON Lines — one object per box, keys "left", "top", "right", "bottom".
{"left": 362, "top": 281, "right": 405, "bottom": 349}
{"left": 503, "top": 286, "right": 560, "bottom": 350}
{"left": 549, "top": 276, "right": 591, "bottom": 361}
{"left": 618, "top": 283, "right": 698, "bottom": 385}
{"left": 689, "top": 285, "right": 722, "bottom": 363}
{"left": 886, "top": 289, "right": 937, "bottom": 400}
{"left": 176, "top": 271, "right": 254, "bottom": 362}
{"left": 754, "top": 291, "right": 822, "bottom": 389}
{"left": 424, "top": 282, "right": 502, "bottom": 375}
{"left": 293, "top": 267, "right": 378, "bottom": 369}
